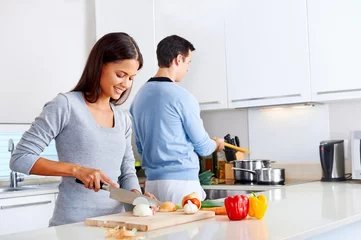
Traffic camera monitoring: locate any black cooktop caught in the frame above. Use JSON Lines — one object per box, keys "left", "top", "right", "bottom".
{"left": 217, "top": 179, "right": 313, "bottom": 187}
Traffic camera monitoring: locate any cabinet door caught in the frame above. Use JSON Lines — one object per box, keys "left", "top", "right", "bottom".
{"left": 154, "top": 0, "right": 228, "bottom": 110}
{"left": 308, "top": 0, "right": 361, "bottom": 101}
{"left": 0, "top": 194, "right": 55, "bottom": 235}
{"left": 95, "top": 0, "right": 156, "bottom": 110}
{"left": 0, "top": 0, "right": 90, "bottom": 123}
{"left": 225, "top": 0, "right": 311, "bottom": 108}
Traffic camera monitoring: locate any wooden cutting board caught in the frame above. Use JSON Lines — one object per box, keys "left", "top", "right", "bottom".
{"left": 85, "top": 210, "right": 215, "bottom": 231}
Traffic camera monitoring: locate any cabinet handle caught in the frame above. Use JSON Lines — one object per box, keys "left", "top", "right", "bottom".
{"left": 317, "top": 89, "right": 361, "bottom": 95}
{"left": 231, "top": 94, "right": 301, "bottom": 103}
{"left": 0, "top": 200, "right": 52, "bottom": 210}
{"left": 199, "top": 101, "right": 221, "bottom": 105}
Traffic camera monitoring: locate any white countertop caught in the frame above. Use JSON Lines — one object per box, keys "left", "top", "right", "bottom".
{"left": 3, "top": 180, "right": 361, "bottom": 240}
{"left": 0, "top": 184, "right": 59, "bottom": 199}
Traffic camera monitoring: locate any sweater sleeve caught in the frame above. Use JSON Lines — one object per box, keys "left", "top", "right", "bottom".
{"left": 118, "top": 112, "right": 141, "bottom": 192}
{"left": 9, "top": 94, "right": 70, "bottom": 175}
{"left": 177, "top": 94, "right": 216, "bottom": 157}
{"left": 129, "top": 105, "right": 143, "bottom": 156}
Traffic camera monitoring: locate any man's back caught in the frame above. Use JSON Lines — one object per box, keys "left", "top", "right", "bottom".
{"left": 130, "top": 77, "right": 216, "bottom": 181}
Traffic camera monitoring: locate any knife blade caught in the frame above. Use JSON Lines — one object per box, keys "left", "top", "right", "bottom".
{"left": 75, "top": 179, "right": 161, "bottom": 206}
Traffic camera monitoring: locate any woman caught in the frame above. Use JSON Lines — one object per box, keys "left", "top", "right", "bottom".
{"left": 10, "top": 32, "right": 149, "bottom": 226}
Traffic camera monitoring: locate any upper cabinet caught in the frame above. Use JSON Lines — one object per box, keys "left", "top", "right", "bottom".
{"left": 154, "top": 0, "right": 228, "bottom": 110}
{"left": 0, "top": 0, "right": 89, "bottom": 123}
{"left": 308, "top": 0, "right": 361, "bottom": 101}
{"left": 225, "top": 0, "right": 311, "bottom": 108}
{"left": 95, "top": 0, "right": 156, "bottom": 110}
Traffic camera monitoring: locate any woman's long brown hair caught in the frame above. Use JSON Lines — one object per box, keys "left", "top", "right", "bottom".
{"left": 72, "top": 32, "right": 143, "bottom": 105}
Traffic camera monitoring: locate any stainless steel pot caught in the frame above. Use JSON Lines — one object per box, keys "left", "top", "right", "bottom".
{"left": 233, "top": 167, "right": 285, "bottom": 184}
{"left": 233, "top": 159, "right": 275, "bottom": 182}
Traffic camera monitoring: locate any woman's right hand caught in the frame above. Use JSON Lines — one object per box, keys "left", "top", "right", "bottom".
{"left": 73, "top": 165, "right": 118, "bottom": 192}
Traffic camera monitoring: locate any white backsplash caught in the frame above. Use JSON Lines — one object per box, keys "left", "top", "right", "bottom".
{"left": 200, "top": 109, "right": 249, "bottom": 153}
{"left": 248, "top": 105, "right": 330, "bottom": 162}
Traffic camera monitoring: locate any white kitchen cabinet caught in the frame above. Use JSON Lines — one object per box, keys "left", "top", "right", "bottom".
{"left": 308, "top": 0, "right": 361, "bottom": 101}
{"left": 0, "top": 193, "right": 56, "bottom": 235}
{"left": 225, "top": 0, "right": 311, "bottom": 108}
{"left": 95, "top": 0, "right": 156, "bottom": 110}
{"left": 0, "top": 0, "right": 91, "bottom": 123}
{"left": 154, "top": 0, "right": 228, "bottom": 110}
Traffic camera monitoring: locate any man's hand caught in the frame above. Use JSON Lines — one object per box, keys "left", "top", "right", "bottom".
{"left": 214, "top": 137, "right": 225, "bottom": 151}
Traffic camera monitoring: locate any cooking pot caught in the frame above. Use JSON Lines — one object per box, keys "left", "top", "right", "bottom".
{"left": 233, "top": 159, "right": 275, "bottom": 182}
{"left": 233, "top": 167, "right": 285, "bottom": 184}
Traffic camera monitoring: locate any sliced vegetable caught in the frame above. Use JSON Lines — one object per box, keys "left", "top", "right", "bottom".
{"left": 133, "top": 204, "right": 153, "bottom": 217}
{"left": 200, "top": 206, "right": 227, "bottom": 215}
{"left": 133, "top": 197, "right": 150, "bottom": 206}
{"left": 105, "top": 226, "right": 141, "bottom": 239}
{"left": 201, "top": 200, "right": 224, "bottom": 208}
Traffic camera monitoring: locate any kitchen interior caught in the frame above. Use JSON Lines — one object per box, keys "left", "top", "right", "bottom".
{"left": 1, "top": 0, "right": 361, "bottom": 239}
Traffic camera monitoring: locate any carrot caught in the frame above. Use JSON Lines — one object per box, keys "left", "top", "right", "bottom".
{"left": 200, "top": 206, "right": 227, "bottom": 215}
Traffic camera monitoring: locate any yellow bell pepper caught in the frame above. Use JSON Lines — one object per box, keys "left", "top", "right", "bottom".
{"left": 249, "top": 192, "right": 268, "bottom": 219}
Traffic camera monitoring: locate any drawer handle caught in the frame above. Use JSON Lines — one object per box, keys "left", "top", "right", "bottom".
{"left": 199, "top": 101, "right": 221, "bottom": 105}
{"left": 231, "top": 94, "right": 301, "bottom": 103}
{"left": 317, "top": 88, "right": 361, "bottom": 95}
{"left": 0, "top": 200, "right": 52, "bottom": 210}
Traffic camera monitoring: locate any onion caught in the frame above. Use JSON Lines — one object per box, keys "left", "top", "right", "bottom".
{"left": 158, "top": 202, "right": 177, "bottom": 212}
{"left": 133, "top": 204, "right": 153, "bottom": 217}
{"left": 132, "top": 197, "right": 150, "bottom": 206}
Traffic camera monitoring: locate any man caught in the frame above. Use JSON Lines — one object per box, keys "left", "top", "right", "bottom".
{"left": 130, "top": 35, "right": 224, "bottom": 204}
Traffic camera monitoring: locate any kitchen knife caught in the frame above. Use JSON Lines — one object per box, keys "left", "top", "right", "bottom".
{"left": 75, "top": 179, "right": 161, "bottom": 207}
{"left": 224, "top": 134, "right": 231, "bottom": 144}
{"left": 230, "top": 138, "right": 236, "bottom": 146}
{"left": 235, "top": 136, "right": 240, "bottom": 147}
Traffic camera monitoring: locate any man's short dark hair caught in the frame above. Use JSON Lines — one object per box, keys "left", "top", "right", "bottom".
{"left": 156, "top": 35, "right": 195, "bottom": 68}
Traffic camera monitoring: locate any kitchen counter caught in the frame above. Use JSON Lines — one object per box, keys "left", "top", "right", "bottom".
{"left": 202, "top": 179, "right": 313, "bottom": 191}
{"left": 0, "top": 177, "right": 148, "bottom": 199}
{"left": 0, "top": 183, "right": 59, "bottom": 199}
{"left": 3, "top": 180, "right": 361, "bottom": 240}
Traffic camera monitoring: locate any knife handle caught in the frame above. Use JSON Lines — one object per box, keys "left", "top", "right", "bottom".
{"left": 75, "top": 178, "right": 107, "bottom": 190}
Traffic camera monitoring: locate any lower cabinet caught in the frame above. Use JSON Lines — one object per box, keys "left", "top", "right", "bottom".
{"left": 0, "top": 193, "right": 56, "bottom": 235}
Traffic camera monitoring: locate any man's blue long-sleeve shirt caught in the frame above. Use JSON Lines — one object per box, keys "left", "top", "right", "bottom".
{"left": 130, "top": 77, "right": 216, "bottom": 181}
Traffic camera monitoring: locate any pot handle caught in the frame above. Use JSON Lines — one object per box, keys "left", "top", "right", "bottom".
{"left": 232, "top": 167, "right": 256, "bottom": 174}
{"left": 262, "top": 160, "right": 277, "bottom": 167}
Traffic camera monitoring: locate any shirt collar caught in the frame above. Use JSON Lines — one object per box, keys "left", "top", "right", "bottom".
{"left": 147, "top": 77, "right": 173, "bottom": 83}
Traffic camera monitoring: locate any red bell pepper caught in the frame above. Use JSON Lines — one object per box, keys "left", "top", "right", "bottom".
{"left": 224, "top": 195, "right": 249, "bottom": 221}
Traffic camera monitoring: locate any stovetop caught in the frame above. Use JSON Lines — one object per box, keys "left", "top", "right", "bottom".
{"left": 216, "top": 179, "right": 313, "bottom": 187}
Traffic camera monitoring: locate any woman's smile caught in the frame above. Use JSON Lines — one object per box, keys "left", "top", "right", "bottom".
{"left": 114, "top": 86, "right": 125, "bottom": 95}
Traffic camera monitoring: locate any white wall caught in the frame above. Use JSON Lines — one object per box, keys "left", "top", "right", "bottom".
{"left": 329, "top": 100, "right": 361, "bottom": 140}
{"left": 248, "top": 105, "right": 330, "bottom": 162}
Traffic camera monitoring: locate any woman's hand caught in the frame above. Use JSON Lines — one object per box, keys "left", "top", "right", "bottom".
{"left": 73, "top": 165, "right": 118, "bottom": 192}
{"left": 144, "top": 192, "right": 157, "bottom": 200}
{"left": 130, "top": 190, "right": 157, "bottom": 200}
